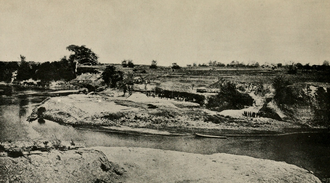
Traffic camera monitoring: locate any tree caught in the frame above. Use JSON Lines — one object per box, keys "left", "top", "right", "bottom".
{"left": 206, "top": 81, "right": 253, "bottom": 111}
{"left": 20, "top": 55, "right": 26, "bottom": 62}
{"left": 313, "top": 87, "right": 330, "bottom": 125}
{"left": 34, "top": 62, "right": 55, "bottom": 82}
{"left": 287, "top": 64, "right": 297, "bottom": 74}
{"left": 150, "top": 60, "right": 157, "bottom": 69}
{"left": 16, "top": 55, "right": 33, "bottom": 81}
{"left": 66, "top": 45, "right": 98, "bottom": 65}
{"left": 323, "top": 60, "right": 329, "bottom": 66}
{"left": 58, "top": 57, "right": 76, "bottom": 81}
{"left": 295, "top": 62, "right": 303, "bottom": 69}
{"left": 0, "top": 62, "right": 19, "bottom": 83}
{"left": 303, "top": 63, "right": 312, "bottom": 71}
{"left": 254, "top": 62, "right": 260, "bottom": 67}
{"left": 127, "top": 60, "right": 134, "bottom": 68}
{"left": 122, "top": 60, "right": 127, "bottom": 67}
{"left": 101, "top": 65, "right": 123, "bottom": 88}
{"left": 172, "top": 63, "right": 181, "bottom": 69}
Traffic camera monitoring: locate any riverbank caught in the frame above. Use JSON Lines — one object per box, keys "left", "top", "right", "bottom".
{"left": 28, "top": 89, "right": 323, "bottom": 136}
{"left": 0, "top": 140, "right": 321, "bottom": 183}
{"left": 92, "top": 146, "right": 321, "bottom": 183}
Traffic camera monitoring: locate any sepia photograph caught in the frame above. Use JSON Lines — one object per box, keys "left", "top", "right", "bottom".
{"left": 0, "top": 0, "right": 329, "bottom": 182}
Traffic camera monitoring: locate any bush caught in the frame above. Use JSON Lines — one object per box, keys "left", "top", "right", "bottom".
{"left": 272, "top": 76, "right": 300, "bottom": 106}
{"left": 101, "top": 66, "right": 123, "bottom": 88}
{"left": 127, "top": 60, "right": 134, "bottom": 68}
{"left": 206, "top": 82, "right": 253, "bottom": 111}
{"left": 287, "top": 65, "right": 297, "bottom": 74}
{"left": 312, "top": 87, "right": 330, "bottom": 126}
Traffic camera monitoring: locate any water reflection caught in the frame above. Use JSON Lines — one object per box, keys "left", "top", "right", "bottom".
{"left": 18, "top": 95, "right": 28, "bottom": 119}
{"left": 2, "top": 85, "right": 13, "bottom": 96}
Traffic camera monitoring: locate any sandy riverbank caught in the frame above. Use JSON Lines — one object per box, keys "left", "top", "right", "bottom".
{"left": 92, "top": 146, "right": 321, "bottom": 183}
{"left": 0, "top": 140, "right": 321, "bottom": 183}
{"left": 29, "top": 90, "right": 311, "bottom": 136}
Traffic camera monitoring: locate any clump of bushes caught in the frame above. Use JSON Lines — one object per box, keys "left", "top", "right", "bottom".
{"left": 153, "top": 87, "right": 206, "bottom": 106}
{"left": 272, "top": 76, "right": 305, "bottom": 119}
{"left": 272, "top": 75, "right": 295, "bottom": 105}
{"left": 101, "top": 65, "right": 124, "bottom": 88}
{"left": 206, "top": 81, "right": 253, "bottom": 111}
{"left": 272, "top": 75, "right": 309, "bottom": 107}
{"left": 312, "top": 87, "right": 330, "bottom": 126}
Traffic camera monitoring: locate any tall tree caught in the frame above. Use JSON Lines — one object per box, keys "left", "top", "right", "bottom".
{"left": 66, "top": 45, "right": 98, "bottom": 65}
{"left": 127, "top": 60, "right": 134, "bottom": 68}
{"left": 16, "top": 55, "right": 32, "bottom": 81}
{"left": 150, "top": 60, "right": 157, "bottom": 69}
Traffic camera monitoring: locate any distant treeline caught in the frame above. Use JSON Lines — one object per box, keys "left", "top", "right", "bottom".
{"left": 194, "top": 60, "right": 260, "bottom": 68}
{"left": 190, "top": 60, "right": 330, "bottom": 71}
{"left": 287, "top": 62, "right": 330, "bottom": 74}
{"left": 0, "top": 58, "right": 76, "bottom": 85}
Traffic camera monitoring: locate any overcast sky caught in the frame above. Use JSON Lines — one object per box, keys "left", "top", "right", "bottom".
{"left": 1, "top": 0, "right": 329, "bottom": 66}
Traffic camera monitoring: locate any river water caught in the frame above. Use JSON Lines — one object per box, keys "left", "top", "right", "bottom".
{"left": 0, "top": 85, "right": 329, "bottom": 180}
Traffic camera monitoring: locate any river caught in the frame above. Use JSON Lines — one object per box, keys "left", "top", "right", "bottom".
{"left": 0, "top": 85, "right": 329, "bottom": 180}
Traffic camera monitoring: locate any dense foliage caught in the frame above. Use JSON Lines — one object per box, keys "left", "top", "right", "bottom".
{"left": 272, "top": 76, "right": 302, "bottom": 106}
{"left": 313, "top": 87, "right": 330, "bottom": 125}
{"left": 0, "top": 58, "right": 76, "bottom": 84}
{"left": 101, "top": 65, "right": 123, "bottom": 88}
{"left": 121, "top": 60, "right": 134, "bottom": 68}
{"left": 34, "top": 58, "right": 76, "bottom": 82}
{"left": 0, "top": 62, "right": 19, "bottom": 83}
{"left": 154, "top": 87, "right": 206, "bottom": 105}
{"left": 66, "top": 45, "right": 98, "bottom": 65}
{"left": 206, "top": 81, "right": 253, "bottom": 111}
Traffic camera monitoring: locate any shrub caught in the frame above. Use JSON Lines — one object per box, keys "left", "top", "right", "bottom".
{"left": 312, "top": 87, "right": 330, "bottom": 126}
{"left": 127, "top": 60, "right": 134, "bottom": 68}
{"left": 287, "top": 65, "right": 297, "bottom": 74}
{"left": 206, "top": 82, "right": 253, "bottom": 111}
{"left": 272, "top": 76, "right": 301, "bottom": 107}
{"left": 101, "top": 66, "right": 123, "bottom": 88}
